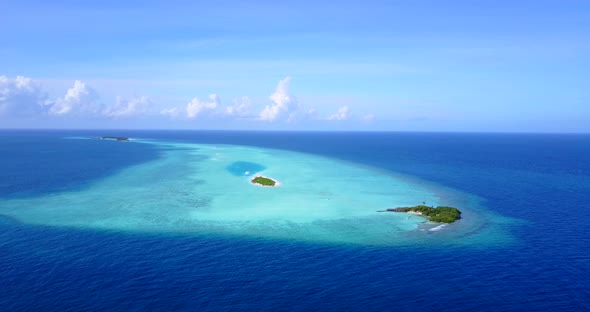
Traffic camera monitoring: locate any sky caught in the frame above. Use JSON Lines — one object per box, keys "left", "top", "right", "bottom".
{"left": 0, "top": 0, "right": 588, "bottom": 132}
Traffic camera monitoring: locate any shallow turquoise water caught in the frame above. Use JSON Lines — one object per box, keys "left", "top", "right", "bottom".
{"left": 0, "top": 138, "right": 512, "bottom": 246}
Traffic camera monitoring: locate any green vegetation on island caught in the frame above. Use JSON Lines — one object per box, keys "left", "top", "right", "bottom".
{"left": 251, "top": 176, "right": 277, "bottom": 186}
{"left": 387, "top": 205, "right": 462, "bottom": 223}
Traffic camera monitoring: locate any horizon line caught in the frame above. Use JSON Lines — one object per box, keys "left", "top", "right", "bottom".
{"left": 1, "top": 128, "right": 588, "bottom": 135}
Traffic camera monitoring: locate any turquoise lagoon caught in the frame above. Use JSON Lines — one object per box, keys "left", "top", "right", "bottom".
{"left": 0, "top": 139, "right": 511, "bottom": 245}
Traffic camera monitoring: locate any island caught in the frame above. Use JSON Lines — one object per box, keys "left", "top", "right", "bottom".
{"left": 251, "top": 176, "right": 278, "bottom": 187}
{"left": 385, "top": 205, "right": 462, "bottom": 223}
{"left": 99, "top": 136, "right": 130, "bottom": 141}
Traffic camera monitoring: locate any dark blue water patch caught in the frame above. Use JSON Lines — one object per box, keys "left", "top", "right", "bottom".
{"left": 226, "top": 161, "right": 266, "bottom": 176}
{"left": 0, "top": 214, "right": 20, "bottom": 225}
{"left": 0, "top": 225, "right": 588, "bottom": 311}
{"left": 0, "top": 130, "right": 160, "bottom": 199}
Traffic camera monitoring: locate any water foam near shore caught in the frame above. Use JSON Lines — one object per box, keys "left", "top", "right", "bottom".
{"left": 0, "top": 139, "right": 512, "bottom": 246}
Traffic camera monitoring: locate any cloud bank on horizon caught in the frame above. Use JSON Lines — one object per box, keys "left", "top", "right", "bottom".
{"left": 0, "top": 75, "right": 369, "bottom": 128}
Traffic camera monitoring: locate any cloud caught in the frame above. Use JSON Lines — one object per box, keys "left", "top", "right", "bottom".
{"left": 160, "top": 107, "right": 181, "bottom": 117}
{"left": 0, "top": 75, "right": 47, "bottom": 117}
{"left": 186, "top": 94, "right": 220, "bottom": 119}
{"left": 160, "top": 94, "right": 221, "bottom": 119}
{"left": 225, "top": 96, "right": 252, "bottom": 117}
{"left": 49, "top": 80, "right": 101, "bottom": 115}
{"left": 4, "top": 74, "right": 362, "bottom": 128}
{"left": 104, "top": 96, "right": 153, "bottom": 117}
{"left": 328, "top": 106, "right": 351, "bottom": 121}
{"left": 259, "top": 77, "right": 299, "bottom": 122}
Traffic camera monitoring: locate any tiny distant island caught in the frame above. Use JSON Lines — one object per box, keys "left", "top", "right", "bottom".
{"left": 251, "top": 176, "right": 278, "bottom": 187}
{"left": 99, "top": 136, "right": 130, "bottom": 142}
{"left": 384, "top": 205, "right": 462, "bottom": 223}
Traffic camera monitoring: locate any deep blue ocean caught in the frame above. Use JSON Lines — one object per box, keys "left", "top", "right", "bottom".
{"left": 1, "top": 130, "right": 589, "bottom": 311}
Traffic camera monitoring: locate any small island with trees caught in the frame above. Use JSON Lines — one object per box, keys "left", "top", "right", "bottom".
{"left": 99, "top": 136, "right": 130, "bottom": 141}
{"left": 386, "top": 204, "right": 462, "bottom": 223}
{"left": 251, "top": 176, "right": 278, "bottom": 187}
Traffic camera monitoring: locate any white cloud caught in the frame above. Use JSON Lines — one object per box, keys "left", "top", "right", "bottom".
{"left": 160, "top": 107, "right": 181, "bottom": 117}
{"left": 4, "top": 74, "right": 357, "bottom": 128}
{"left": 186, "top": 94, "right": 219, "bottom": 119}
{"left": 259, "top": 77, "right": 299, "bottom": 122}
{"left": 49, "top": 80, "right": 101, "bottom": 115}
{"left": 328, "top": 106, "right": 351, "bottom": 121}
{"left": 225, "top": 96, "right": 252, "bottom": 117}
{"left": 0, "top": 75, "right": 47, "bottom": 117}
{"left": 104, "top": 96, "right": 153, "bottom": 117}
{"left": 160, "top": 94, "right": 221, "bottom": 119}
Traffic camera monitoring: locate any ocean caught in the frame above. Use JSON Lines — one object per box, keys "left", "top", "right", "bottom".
{"left": 0, "top": 130, "right": 588, "bottom": 311}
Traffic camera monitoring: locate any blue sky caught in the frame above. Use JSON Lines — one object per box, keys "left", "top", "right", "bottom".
{"left": 0, "top": 0, "right": 588, "bottom": 132}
